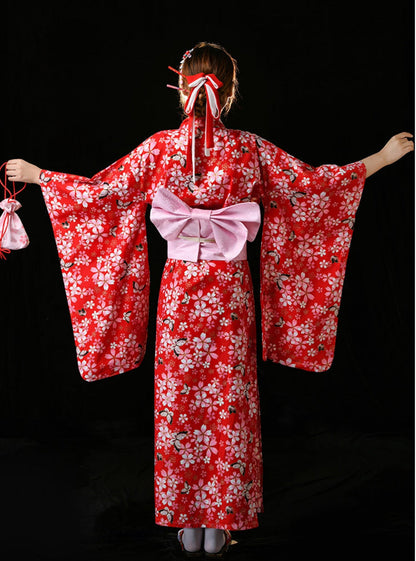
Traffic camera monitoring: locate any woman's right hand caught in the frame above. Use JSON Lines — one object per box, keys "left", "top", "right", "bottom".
{"left": 6, "top": 159, "right": 42, "bottom": 185}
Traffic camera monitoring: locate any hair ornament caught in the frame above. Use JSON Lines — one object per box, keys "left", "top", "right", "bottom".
{"left": 179, "top": 49, "right": 194, "bottom": 68}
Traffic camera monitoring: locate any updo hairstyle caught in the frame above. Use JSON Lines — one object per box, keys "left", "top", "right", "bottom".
{"left": 179, "top": 42, "right": 238, "bottom": 118}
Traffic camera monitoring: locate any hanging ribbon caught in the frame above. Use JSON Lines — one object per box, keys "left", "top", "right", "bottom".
{"left": 0, "top": 162, "right": 29, "bottom": 259}
{"left": 167, "top": 67, "right": 223, "bottom": 185}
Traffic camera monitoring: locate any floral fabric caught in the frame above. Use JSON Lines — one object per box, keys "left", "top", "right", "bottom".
{"left": 39, "top": 117, "right": 366, "bottom": 529}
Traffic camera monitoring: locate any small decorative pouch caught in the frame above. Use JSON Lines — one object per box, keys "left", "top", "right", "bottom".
{"left": 0, "top": 162, "right": 28, "bottom": 259}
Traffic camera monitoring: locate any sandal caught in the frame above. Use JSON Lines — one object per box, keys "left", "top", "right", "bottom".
{"left": 177, "top": 528, "right": 204, "bottom": 557}
{"left": 205, "top": 530, "right": 232, "bottom": 558}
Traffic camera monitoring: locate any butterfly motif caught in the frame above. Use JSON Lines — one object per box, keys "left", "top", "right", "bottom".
{"left": 135, "top": 243, "right": 144, "bottom": 251}
{"left": 275, "top": 273, "right": 290, "bottom": 290}
{"left": 172, "top": 431, "right": 187, "bottom": 451}
{"left": 170, "top": 153, "right": 187, "bottom": 167}
{"left": 231, "top": 313, "right": 239, "bottom": 320}
{"left": 351, "top": 172, "right": 358, "bottom": 180}
{"left": 110, "top": 226, "right": 117, "bottom": 237}
{"left": 266, "top": 250, "right": 280, "bottom": 264}
{"left": 61, "top": 221, "right": 69, "bottom": 229}
{"left": 274, "top": 317, "right": 285, "bottom": 327}
{"left": 78, "top": 308, "right": 86, "bottom": 316}
{"left": 234, "top": 364, "right": 245, "bottom": 376}
{"left": 186, "top": 174, "right": 201, "bottom": 193}
{"left": 120, "top": 260, "right": 130, "bottom": 279}
{"left": 159, "top": 508, "right": 173, "bottom": 523}
{"left": 181, "top": 292, "right": 190, "bottom": 305}
{"left": 123, "top": 311, "right": 132, "bottom": 323}
{"left": 77, "top": 348, "right": 88, "bottom": 358}
{"left": 328, "top": 304, "right": 339, "bottom": 316}
{"left": 288, "top": 230, "right": 296, "bottom": 241}
{"left": 283, "top": 169, "right": 298, "bottom": 183}
{"left": 39, "top": 172, "right": 51, "bottom": 183}
{"left": 318, "top": 344, "right": 325, "bottom": 351}
{"left": 159, "top": 409, "right": 173, "bottom": 424}
{"left": 98, "top": 183, "right": 111, "bottom": 199}
{"left": 232, "top": 460, "right": 246, "bottom": 475}
{"left": 156, "top": 452, "right": 163, "bottom": 461}
{"left": 244, "top": 382, "right": 251, "bottom": 401}
{"left": 342, "top": 217, "right": 355, "bottom": 230}
{"left": 180, "top": 384, "right": 190, "bottom": 395}
{"left": 244, "top": 291, "right": 251, "bottom": 309}
{"left": 116, "top": 200, "right": 132, "bottom": 209}
{"left": 173, "top": 338, "right": 187, "bottom": 355}
{"left": 270, "top": 200, "right": 278, "bottom": 208}
{"left": 289, "top": 191, "right": 306, "bottom": 206}
{"left": 232, "top": 270, "right": 244, "bottom": 283}
{"left": 241, "top": 146, "right": 249, "bottom": 153}
{"left": 61, "top": 260, "right": 74, "bottom": 269}
{"left": 133, "top": 281, "right": 146, "bottom": 292}
{"left": 242, "top": 480, "right": 253, "bottom": 502}
{"left": 163, "top": 318, "right": 175, "bottom": 331}
{"left": 226, "top": 506, "right": 234, "bottom": 515}
{"left": 181, "top": 481, "right": 191, "bottom": 494}
{"left": 228, "top": 405, "right": 237, "bottom": 414}
{"left": 331, "top": 255, "right": 339, "bottom": 263}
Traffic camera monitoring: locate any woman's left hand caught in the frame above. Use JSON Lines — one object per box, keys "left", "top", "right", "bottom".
{"left": 379, "top": 132, "right": 414, "bottom": 166}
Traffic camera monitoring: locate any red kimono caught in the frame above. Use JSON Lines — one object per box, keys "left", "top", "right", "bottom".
{"left": 39, "top": 117, "right": 366, "bottom": 530}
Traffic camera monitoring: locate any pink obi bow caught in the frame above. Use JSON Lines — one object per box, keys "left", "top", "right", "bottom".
{"left": 0, "top": 198, "right": 29, "bottom": 258}
{"left": 150, "top": 187, "right": 261, "bottom": 262}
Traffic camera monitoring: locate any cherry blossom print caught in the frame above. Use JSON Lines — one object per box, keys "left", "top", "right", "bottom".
{"left": 39, "top": 117, "right": 366, "bottom": 531}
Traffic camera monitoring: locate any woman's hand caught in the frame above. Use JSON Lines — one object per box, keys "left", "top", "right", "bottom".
{"left": 380, "top": 132, "right": 414, "bottom": 165}
{"left": 6, "top": 159, "right": 42, "bottom": 185}
{"left": 361, "top": 132, "right": 414, "bottom": 178}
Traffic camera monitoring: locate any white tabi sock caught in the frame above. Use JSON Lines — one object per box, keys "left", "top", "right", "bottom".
{"left": 204, "top": 528, "right": 226, "bottom": 554}
{"left": 182, "top": 527, "right": 204, "bottom": 552}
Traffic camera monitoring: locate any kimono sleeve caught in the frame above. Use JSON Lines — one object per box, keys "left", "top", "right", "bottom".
{"left": 39, "top": 131, "right": 167, "bottom": 381}
{"left": 256, "top": 136, "right": 367, "bottom": 372}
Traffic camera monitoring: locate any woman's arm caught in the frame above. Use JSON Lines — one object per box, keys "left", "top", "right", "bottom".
{"left": 6, "top": 132, "right": 414, "bottom": 185}
{"left": 361, "top": 132, "right": 414, "bottom": 178}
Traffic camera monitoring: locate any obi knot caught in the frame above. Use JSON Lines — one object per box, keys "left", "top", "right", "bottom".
{"left": 190, "top": 207, "right": 212, "bottom": 221}
{"left": 150, "top": 187, "right": 261, "bottom": 262}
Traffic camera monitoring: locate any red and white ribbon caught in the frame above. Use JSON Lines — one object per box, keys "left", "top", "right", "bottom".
{"left": 183, "top": 73, "right": 223, "bottom": 184}
{"left": 167, "top": 67, "right": 224, "bottom": 185}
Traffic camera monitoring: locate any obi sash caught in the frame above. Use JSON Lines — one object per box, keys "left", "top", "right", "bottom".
{"left": 150, "top": 187, "right": 261, "bottom": 262}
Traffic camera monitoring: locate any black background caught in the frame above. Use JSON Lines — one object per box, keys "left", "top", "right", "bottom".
{"left": 2, "top": 1, "right": 414, "bottom": 560}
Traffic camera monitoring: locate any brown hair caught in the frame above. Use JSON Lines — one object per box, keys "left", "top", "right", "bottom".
{"left": 178, "top": 42, "right": 239, "bottom": 118}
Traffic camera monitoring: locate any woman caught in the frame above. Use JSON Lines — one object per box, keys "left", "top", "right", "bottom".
{"left": 5, "top": 42, "right": 413, "bottom": 556}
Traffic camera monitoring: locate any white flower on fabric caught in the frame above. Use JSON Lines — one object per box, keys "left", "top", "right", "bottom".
{"left": 207, "top": 166, "right": 225, "bottom": 184}
{"left": 104, "top": 347, "right": 130, "bottom": 373}
{"left": 140, "top": 138, "right": 161, "bottom": 163}
{"left": 90, "top": 262, "right": 115, "bottom": 290}
{"left": 67, "top": 183, "right": 94, "bottom": 207}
